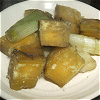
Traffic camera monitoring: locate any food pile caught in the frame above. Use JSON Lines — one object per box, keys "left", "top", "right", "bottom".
{"left": 0, "top": 4, "right": 100, "bottom": 90}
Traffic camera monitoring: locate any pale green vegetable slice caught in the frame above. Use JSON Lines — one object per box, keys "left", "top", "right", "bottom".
{"left": 69, "top": 34, "right": 84, "bottom": 51}
{"left": 78, "top": 51, "right": 96, "bottom": 73}
{"left": 84, "top": 36, "right": 95, "bottom": 54}
{"left": 69, "top": 34, "right": 100, "bottom": 55}
{"left": 95, "top": 39, "right": 100, "bottom": 55}
{"left": 5, "top": 10, "right": 50, "bottom": 42}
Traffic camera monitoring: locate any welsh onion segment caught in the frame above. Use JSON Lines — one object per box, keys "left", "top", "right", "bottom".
{"left": 78, "top": 51, "right": 96, "bottom": 73}
{"left": 5, "top": 10, "right": 50, "bottom": 42}
{"left": 69, "top": 34, "right": 100, "bottom": 55}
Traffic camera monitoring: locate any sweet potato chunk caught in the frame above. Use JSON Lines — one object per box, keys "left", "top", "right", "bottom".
{"left": 0, "top": 33, "right": 43, "bottom": 57}
{"left": 55, "top": 4, "right": 81, "bottom": 34}
{"left": 80, "top": 18, "right": 100, "bottom": 39}
{"left": 7, "top": 49, "right": 46, "bottom": 90}
{"left": 55, "top": 4, "right": 81, "bottom": 25}
{"left": 45, "top": 46, "right": 84, "bottom": 87}
{"left": 24, "top": 9, "right": 35, "bottom": 17}
{"left": 39, "top": 20, "right": 71, "bottom": 47}
{"left": 70, "top": 22, "right": 80, "bottom": 34}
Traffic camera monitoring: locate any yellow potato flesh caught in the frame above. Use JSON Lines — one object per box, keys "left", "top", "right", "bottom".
{"left": 8, "top": 50, "right": 46, "bottom": 90}
{"left": 39, "top": 20, "right": 70, "bottom": 47}
{"left": 45, "top": 46, "right": 84, "bottom": 87}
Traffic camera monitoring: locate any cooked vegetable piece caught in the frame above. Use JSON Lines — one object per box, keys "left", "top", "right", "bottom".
{"left": 7, "top": 49, "right": 46, "bottom": 90}
{"left": 70, "top": 22, "right": 80, "bottom": 34}
{"left": 55, "top": 4, "right": 81, "bottom": 34}
{"left": 0, "top": 33, "right": 44, "bottom": 57}
{"left": 78, "top": 51, "right": 96, "bottom": 73}
{"left": 24, "top": 9, "right": 35, "bottom": 17}
{"left": 80, "top": 18, "right": 100, "bottom": 39}
{"left": 55, "top": 4, "right": 81, "bottom": 25}
{"left": 45, "top": 46, "right": 84, "bottom": 87}
{"left": 69, "top": 34, "right": 100, "bottom": 55}
{"left": 5, "top": 9, "right": 50, "bottom": 42}
{"left": 95, "top": 39, "right": 100, "bottom": 55}
{"left": 39, "top": 20, "right": 71, "bottom": 47}
{"left": 24, "top": 9, "right": 53, "bottom": 19}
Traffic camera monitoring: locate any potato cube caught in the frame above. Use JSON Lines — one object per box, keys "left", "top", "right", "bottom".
{"left": 55, "top": 4, "right": 81, "bottom": 25}
{"left": 7, "top": 49, "right": 46, "bottom": 90}
{"left": 45, "top": 46, "right": 84, "bottom": 87}
{"left": 55, "top": 4, "right": 81, "bottom": 34}
{"left": 80, "top": 18, "right": 100, "bottom": 39}
{"left": 24, "top": 9, "right": 35, "bottom": 17}
{"left": 0, "top": 33, "right": 44, "bottom": 57}
{"left": 39, "top": 20, "right": 71, "bottom": 47}
{"left": 70, "top": 22, "right": 80, "bottom": 34}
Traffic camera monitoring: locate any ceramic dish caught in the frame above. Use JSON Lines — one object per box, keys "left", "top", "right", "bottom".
{"left": 0, "top": 0, "right": 100, "bottom": 99}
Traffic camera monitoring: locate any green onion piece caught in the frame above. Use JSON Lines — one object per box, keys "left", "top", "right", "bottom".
{"left": 69, "top": 34, "right": 100, "bottom": 55}
{"left": 5, "top": 10, "right": 50, "bottom": 42}
{"left": 6, "top": 30, "right": 18, "bottom": 42}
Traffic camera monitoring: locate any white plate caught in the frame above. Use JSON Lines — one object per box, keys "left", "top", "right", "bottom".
{"left": 0, "top": 0, "right": 100, "bottom": 99}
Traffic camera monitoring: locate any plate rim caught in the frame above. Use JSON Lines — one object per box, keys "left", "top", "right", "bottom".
{"left": 0, "top": 0, "right": 100, "bottom": 99}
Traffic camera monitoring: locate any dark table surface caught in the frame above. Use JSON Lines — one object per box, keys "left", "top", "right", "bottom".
{"left": 0, "top": 0, "right": 100, "bottom": 100}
